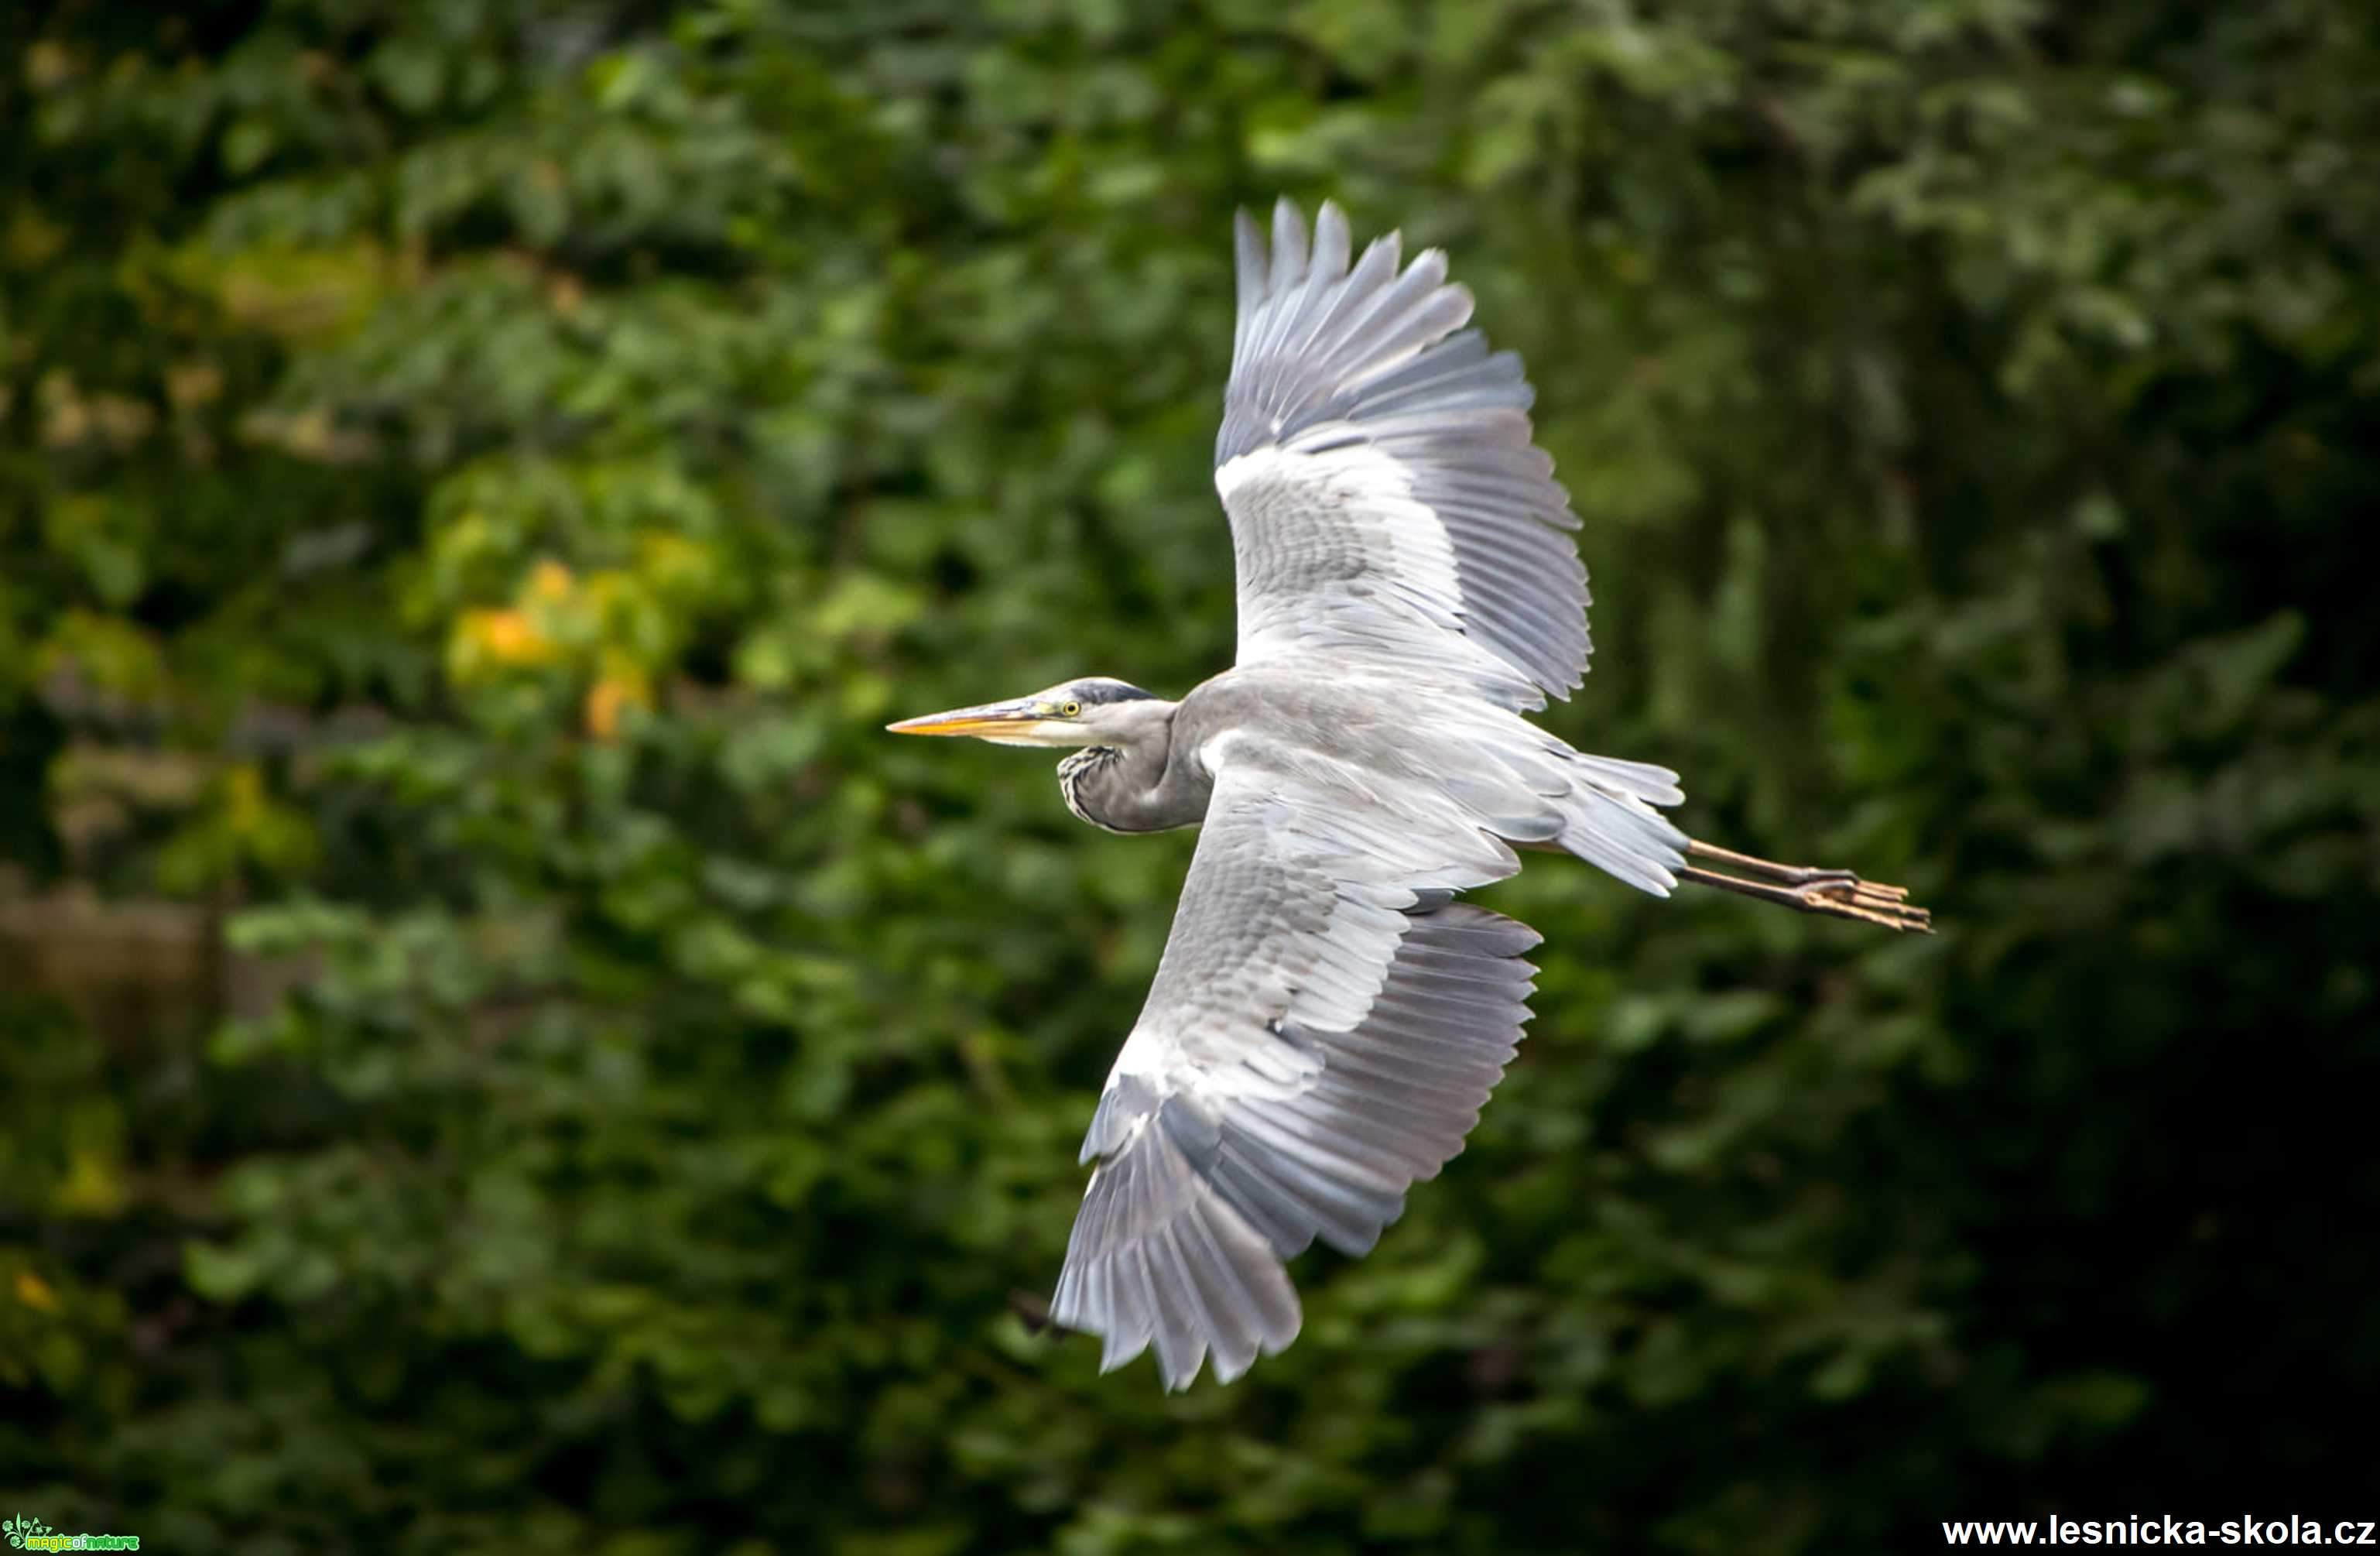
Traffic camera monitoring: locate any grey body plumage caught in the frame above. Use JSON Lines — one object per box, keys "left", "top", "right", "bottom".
{"left": 889, "top": 200, "right": 1930, "bottom": 1390}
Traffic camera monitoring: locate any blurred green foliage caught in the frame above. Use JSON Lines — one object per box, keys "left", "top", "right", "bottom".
{"left": 4, "top": 1, "right": 2377, "bottom": 1551}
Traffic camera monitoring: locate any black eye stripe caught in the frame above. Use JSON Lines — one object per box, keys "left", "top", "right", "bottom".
{"left": 1067, "top": 683, "right": 1156, "bottom": 705}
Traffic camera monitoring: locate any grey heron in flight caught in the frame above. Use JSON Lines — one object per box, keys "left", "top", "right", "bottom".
{"left": 890, "top": 200, "right": 1930, "bottom": 1390}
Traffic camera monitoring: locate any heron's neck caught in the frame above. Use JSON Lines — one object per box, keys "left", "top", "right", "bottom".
{"left": 1057, "top": 710, "right": 1208, "bottom": 834}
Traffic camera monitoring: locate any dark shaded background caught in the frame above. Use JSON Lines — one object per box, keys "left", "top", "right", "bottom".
{"left": 4, "top": 2, "right": 2377, "bottom": 1551}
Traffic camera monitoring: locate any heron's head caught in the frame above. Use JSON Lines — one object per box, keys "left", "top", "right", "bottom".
{"left": 886, "top": 677, "right": 1169, "bottom": 749}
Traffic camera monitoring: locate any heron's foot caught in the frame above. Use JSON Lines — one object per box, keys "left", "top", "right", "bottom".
{"left": 1680, "top": 840, "right": 1933, "bottom": 934}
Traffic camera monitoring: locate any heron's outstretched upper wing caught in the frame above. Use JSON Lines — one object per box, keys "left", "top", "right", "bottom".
{"left": 1047, "top": 759, "right": 1541, "bottom": 1388}
{"left": 1217, "top": 200, "right": 1589, "bottom": 709}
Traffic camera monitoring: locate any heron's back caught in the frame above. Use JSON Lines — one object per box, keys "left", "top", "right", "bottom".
{"left": 1176, "top": 666, "right": 1685, "bottom": 892}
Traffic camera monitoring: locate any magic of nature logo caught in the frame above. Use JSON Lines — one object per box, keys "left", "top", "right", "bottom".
{"left": 3, "top": 1515, "right": 139, "bottom": 1551}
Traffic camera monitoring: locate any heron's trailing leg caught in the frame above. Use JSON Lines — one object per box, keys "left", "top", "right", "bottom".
{"left": 1679, "top": 839, "right": 1932, "bottom": 933}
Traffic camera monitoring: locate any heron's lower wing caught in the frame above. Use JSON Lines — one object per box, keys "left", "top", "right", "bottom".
{"left": 1216, "top": 200, "right": 1590, "bottom": 709}
{"left": 1048, "top": 763, "right": 1536, "bottom": 1388}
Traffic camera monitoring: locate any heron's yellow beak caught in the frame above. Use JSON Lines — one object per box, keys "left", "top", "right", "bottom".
{"left": 885, "top": 702, "right": 1026, "bottom": 737}
{"left": 885, "top": 698, "right": 1053, "bottom": 742}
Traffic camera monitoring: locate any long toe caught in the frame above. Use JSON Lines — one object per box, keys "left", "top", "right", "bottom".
{"left": 1800, "top": 881, "right": 1933, "bottom": 933}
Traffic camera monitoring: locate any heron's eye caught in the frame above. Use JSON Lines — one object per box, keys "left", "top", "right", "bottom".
{"left": 1059, "top": 700, "right": 1083, "bottom": 718}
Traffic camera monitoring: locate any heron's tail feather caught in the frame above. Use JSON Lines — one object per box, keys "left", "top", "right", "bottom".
{"left": 1556, "top": 752, "right": 1688, "bottom": 896}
